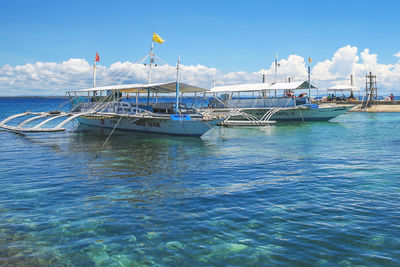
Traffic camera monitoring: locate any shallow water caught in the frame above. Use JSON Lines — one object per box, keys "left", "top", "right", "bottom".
{"left": 0, "top": 98, "right": 400, "bottom": 266}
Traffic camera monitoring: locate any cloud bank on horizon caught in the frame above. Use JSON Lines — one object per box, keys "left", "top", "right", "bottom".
{"left": 0, "top": 45, "right": 399, "bottom": 96}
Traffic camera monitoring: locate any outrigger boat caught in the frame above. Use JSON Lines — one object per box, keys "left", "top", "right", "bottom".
{"left": 67, "top": 82, "right": 225, "bottom": 136}
{"left": 0, "top": 82, "right": 226, "bottom": 137}
{"left": 0, "top": 35, "right": 228, "bottom": 137}
{"left": 206, "top": 81, "right": 352, "bottom": 126}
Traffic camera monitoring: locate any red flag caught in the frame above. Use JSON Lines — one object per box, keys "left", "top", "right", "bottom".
{"left": 95, "top": 52, "right": 100, "bottom": 62}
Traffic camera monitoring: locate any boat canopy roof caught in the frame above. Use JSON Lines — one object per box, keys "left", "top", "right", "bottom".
{"left": 327, "top": 85, "right": 360, "bottom": 92}
{"left": 267, "top": 81, "right": 316, "bottom": 90}
{"left": 68, "top": 82, "right": 207, "bottom": 94}
{"left": 209, "top": 83, "right": 272, "bottom": 93}
{"left": 209, "top": 81, "right": 316, "bottom": 93}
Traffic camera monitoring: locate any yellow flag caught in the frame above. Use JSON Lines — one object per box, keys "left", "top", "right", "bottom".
{"left": 309, "top": 57, "right": 312, "bottom": 63}
{"left": 152, "top": 32, "right": 165, "bottom": 44}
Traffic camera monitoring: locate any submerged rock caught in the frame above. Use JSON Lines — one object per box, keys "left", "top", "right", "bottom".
{"left": 86, "top": 243, "right": 110, "bottom": 265}
{"left": 145, "top": 231, "right": 160, "bottom": 240}
{"left": 213, "top": 242, "right": 248, "bottom": 255}
{"left": 165, "top": 241, "right": 185, "bottom": 250}
{"left": 162, "top": 254, "right": 185, "bottom": 265}
{"left": 92, "top": 252, "right": 111, "bottom": 266}
{"left": 139, "top": 258, "right": 156, "bottom": 266}
{"left": 246, "top": 219, "right": 262, "bottom": 229}
{"left": 70, "top": 252, "right": 94, "bottom": 266}
{"left": 110, "top": 254, "right": 132, "bottom": 267}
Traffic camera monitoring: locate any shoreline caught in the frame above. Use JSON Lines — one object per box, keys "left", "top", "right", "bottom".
{"left": 330, "top": 103, "right": 400, "bottom": 112}
{"left": 349, "top": 104, "right": 400, "bottom": 112}
{"left": 319, "top": 100, "right": 400, "bottom": 112}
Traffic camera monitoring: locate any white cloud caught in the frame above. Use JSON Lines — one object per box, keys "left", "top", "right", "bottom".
{"left": 313, "top": 45, "right": 359, "bottom": 81}
{"left": 0, "top": 59, "right": 92, "bottom": 95}
{"left": 394, "top": 51, "right": 400, "bottom": 58}
{"left": 312, "top": 46, "right": 400, "bottom": 94}
{"left": 1, "top": 46, "right": 400, "bottom": 96}
{"left": 263, "top": 55, "right": 308, "bottom": 82}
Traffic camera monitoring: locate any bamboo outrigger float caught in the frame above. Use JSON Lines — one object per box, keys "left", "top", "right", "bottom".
{"left": 0, "top": 111, "right": 90, "bottom": 132}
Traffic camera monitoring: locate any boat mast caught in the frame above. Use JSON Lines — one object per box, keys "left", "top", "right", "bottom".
{"left": 93, "top": 52, "right": 100, "bottom": 89}
{"left": 93, "top": 60, "right": 96, "bottom": 89}
{"left": 308, "top": 57, "right": 311, "bottom": 104}
{"left": 262, "top": 66, "right": 266, "bottom": 99}
{"left": 148, "top": 42, "right": 154, "bottom": 84}
{"left": 93, "top": 53, "right": 98, "bottom": 89}
{"left": 274, "top": 54, "right": 278, "bottom": 83}
{"left": 175, "top": 56, "right": 180, "bottom": 113}
{"left": 147, "top": 41, "right": 154, "bottom": 106}
{"left": 93, "top": 52, "right": 100, "bottom": 98}
{"left": 212, "top": 73, "right": 216, "bottom": 88}
{"left": 274, "top": 54, "right": 278, "bottom": 97}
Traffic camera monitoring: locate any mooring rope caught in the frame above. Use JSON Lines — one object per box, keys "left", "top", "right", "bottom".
{"left": 95, "top": 115, "right": 123, "bottom": 159}
{"left": 203, "top": 118, "right": 227, "bottom": 141}
{"left": 298, "top": 107, "right": 305, "bottom": 122}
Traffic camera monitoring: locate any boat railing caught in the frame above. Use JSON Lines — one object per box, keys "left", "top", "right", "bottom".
{"left": 71, "top": 101, "right": 176, "bottom": 115}
{"left": 221, "top": 98, "right": 295, "bottom": 109}
{"left": 70, "top": 99, "right": 207, "bottom": 117}
{"left": 71, "top": 102, "right": 115, "bottom": 113}
{"left": 177, "top": 103, "right": 197, "bottom": 114}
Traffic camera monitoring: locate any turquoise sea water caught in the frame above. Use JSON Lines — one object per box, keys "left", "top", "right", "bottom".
{"left": 0, "top": 98, "right": 400, "bottom": 266}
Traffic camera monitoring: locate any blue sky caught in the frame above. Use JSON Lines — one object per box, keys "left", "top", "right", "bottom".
{"left": 1, "top": 0, "right": 400, "bottom": 71}
{"left": 1, "top": 0, "right": 400, "bottom": 95}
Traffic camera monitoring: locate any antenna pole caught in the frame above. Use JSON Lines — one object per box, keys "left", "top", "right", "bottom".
{"left": 175, "top": 56, "right": 180, "bottom": 113}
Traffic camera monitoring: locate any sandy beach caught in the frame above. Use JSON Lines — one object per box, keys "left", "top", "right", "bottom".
{"left": 319, "top": 101, "right": 400, "bottom": 112}
{"left": 349, "top": 104, "right": 400, "bottom": 112}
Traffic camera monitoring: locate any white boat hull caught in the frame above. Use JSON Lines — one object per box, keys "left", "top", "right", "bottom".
{"left": 271, "top": 106, "right": 349, "bottom": 121}
{"left": 236, "top": 106, "right": 351, "bottom": 122}
{"left": 77, "top": 116, "right": 219, "bottom": 137}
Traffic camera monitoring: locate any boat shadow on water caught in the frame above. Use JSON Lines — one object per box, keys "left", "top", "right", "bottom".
{"left": 7, "top": 123, "right": 215, "bottom": 157}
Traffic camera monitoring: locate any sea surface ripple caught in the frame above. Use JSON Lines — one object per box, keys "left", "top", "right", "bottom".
{"left": 0, "top": 98, "right": 399, "bottom": 266}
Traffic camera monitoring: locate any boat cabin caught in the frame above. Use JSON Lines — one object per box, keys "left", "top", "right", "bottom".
{"left": 208, "top": 81, "right": 317, "bottom": 109}
{"left": 67, "top": 82, "right": 209, "bottom": 115}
